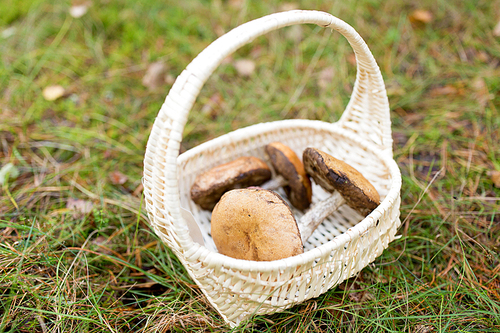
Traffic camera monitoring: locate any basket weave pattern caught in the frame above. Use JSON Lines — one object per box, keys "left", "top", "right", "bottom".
{"left": 143, "top": 10, "right": 402, "bottom": 326}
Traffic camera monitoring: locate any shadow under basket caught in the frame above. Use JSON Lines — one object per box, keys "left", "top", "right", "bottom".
{"left": 143, "top": 10, "right": 402, "bottom": 327}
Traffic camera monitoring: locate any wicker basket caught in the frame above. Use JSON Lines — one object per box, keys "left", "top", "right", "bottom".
{"left": 143, "top": 10, "right": 402, "bottom": 327}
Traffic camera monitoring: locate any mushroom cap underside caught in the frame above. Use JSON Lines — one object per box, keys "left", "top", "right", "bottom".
{"left": 265, "top": 142, "right": 312, "bottom": 210}
{"left": 303, "top": 148, "right": 380, "bottom": 216}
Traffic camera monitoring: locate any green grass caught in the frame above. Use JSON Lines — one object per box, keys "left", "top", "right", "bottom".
{"left": 1, "top": 0, "right": 499, "bottom": 331}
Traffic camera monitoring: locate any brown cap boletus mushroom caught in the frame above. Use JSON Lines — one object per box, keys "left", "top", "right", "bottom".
{"left": 264, "top": 142, "right": 312, "bottom": 210}
{"left": 190, "top": 156, "right": 272, "bottom": 210}
{"left": 297, "top": 147, "right": 380, "bottom": 242}
{"left": 211, "top": 188, "right": 304, "bottom": 261}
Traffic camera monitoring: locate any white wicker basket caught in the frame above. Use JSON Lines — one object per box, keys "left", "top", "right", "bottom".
{"left": 143, "top": 10, "right": 402, "bottom": 327}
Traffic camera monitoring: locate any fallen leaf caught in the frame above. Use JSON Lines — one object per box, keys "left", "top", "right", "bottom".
{"left": 429, "top": 85, "right": 458, "bottom": 97}
{"left": 386, "top": 86, "right": 406, "bottom": 97}
{"left": 228, "top": 0, "right": 244, "bottom": 9}
{"left": 347, "top": 53, "right": 357, "bottom": 66}
{"left": 279, "top": 3, "right": 299, "bottom": 11}
{"left": 234, "top": 59, "right": 256, "bottom": 77}
{"left": 132, "top": 183, "right": 143, "bottom": 197}
{"left": 42, "top": 85, "right": 65, "bottom": 101}
{"left": 221, "top": 55, "right": 234, "bottom": 65}
{"left": 142, "top": 61, "right": 167, "bottom": 90}
{"left": 0, "top": 131, "right": 14, "bottom": 143}
{"left": 491, "top": 171, "right": 500, "bottom": 188}
{"left": 1, "top": 227, "right": 16, "bottom": 238}
{"left": 285, "top": 25, "right": 303, "bottom": 43}
{"left": 69, "top": 1, "right": 90, "bottom": 18}
{"left": 1, "top": 26, "right": 16, "bottom": 39}
{"left": 472, "top": 77, "right": 490, "bottom": 107}
{"left": 477, "top": 50, "right": 489, "bottom": 62}
{"left": 409, "top": 9, "right": 433, "bottom": 25}
{"left": 317, "top": 67, "right": 335, "bottom": 90}
{"left": 413, "top": 325, "right": 434, "bottom": 333}
{"left": 0, "top": 163, "right": 19, "bottom": 185}
{"left": 249, "top": 46, "right": 263, "bottom": 59}
{"left": 66, "top": 198, "right": 94, "bottom": 216}
{"left": 103, "top": 150, "right": 114, "bottom": 159}
{"left": 93, "top": 235, "right": 107, "bottom": 245}
{"left": 493, "top": 21, "right": 500, "bottom": 37}
{"left": 92, "top": 236, "right": 112, "bottom": 255}
{"left": 109, "top": 171, "right": 128, "bottom": 185}
{"left": 165, "top": 74, "right": 175, "bottom": 85}
{"left": 213, "top": 24, "right": 225, "bottom": 37}
{"left": 201, "top": 92, "right": 224, "bottom": 118}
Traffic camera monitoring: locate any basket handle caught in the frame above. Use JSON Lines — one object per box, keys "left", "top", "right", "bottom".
{"left": 144, "top": 10, "right": 392, "bottom": 248}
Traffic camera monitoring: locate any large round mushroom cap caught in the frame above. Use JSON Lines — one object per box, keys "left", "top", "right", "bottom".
{"left": 303, "top": 148, "right": 380, "bottom": 216}
{"left": 211, "top": 188, "right": 304, "bottom": 261}
{"left": 265, "top": 142, "right": 312, "bottom": 210}
{"left": 190, "top": 156, "right": 272, "bottom": 210}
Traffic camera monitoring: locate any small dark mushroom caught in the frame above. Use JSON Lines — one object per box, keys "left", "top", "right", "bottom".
{"left": 298, "top": 147, "right": 380, "bottom": 241}
{"left": 190, "top": 156, "right": 271, "bottom": 210}
{"left": 264, "top": 142, "right": 312, "bottom": 210}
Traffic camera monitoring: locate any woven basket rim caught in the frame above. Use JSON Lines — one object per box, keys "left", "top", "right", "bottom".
{"left": 178, "top": 119, "right": 401, "bottom": 272}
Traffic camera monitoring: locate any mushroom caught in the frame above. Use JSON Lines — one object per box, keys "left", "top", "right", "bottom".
{"left": 211, "top": 188, "right": 304, "bottom": 261}
{"left": 211, "top": 147, "right": 380, "bottom": 261}
{"left": 190, "top": 156, "right": 272, "bottom": 210}
{"left": 263, "top": 142, "right": 312, "bottom": 210}
{"left": 297, "top": 147, "right": 380, "bottom": 241}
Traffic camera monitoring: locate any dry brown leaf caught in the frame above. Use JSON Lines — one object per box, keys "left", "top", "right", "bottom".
{"left": 491, "top": 171, "right": 500, "bottom": 188}
{"left": 472, "top": 77, "right": 490, "bottom": 107}
{"left": 165, "top": 74, "right": 175, "bottom": 85}
{"left": 472, "top": 77, "right": 486, "bottom": 91}
{"left": 142, "top": 61, "right": 167, "bottom": 90}
{"left": 109, "top": 171, "right": 128, "bottom": 185}
{"left": 92, "top": 236, "right": 112, "bottom": 255}
{"left": 477, "top": 51, "right": 489, "bottom": 62}
{"left": 133, "top": 183, "right": 144, "bottom": 197}
{"left": 250, "top": 46, "right": 263, "bottom": 59}
{"left": 347, "top": 53, "right": 357, "bottom": 66}
{"left": 429, "top": 85, "right": 458, "bottom": 97}
{"left": 221, "top": 55, "right": 234, "bottom": 65}
{"left": 228, "top": 0, "right": 244, "bottom": 9}
{"left": 386, "top": 86, "right": 406, "bottom": 97}
{"left": 42, "top": 85, "right": 65, "bottom": 101}
{"left": 279, "top": 3, "right": 299, "bottom": 11}
{"left": 493, "top": 21, "right": 500, "bottom": 37}
{"left": 413, "top": 325, "right": 434, "bottom": 333}
{"left": 317, "top": 67, "right": 335, "bottom": 90}
{"left": 213, "top": 24, "right": 225, "bottom": 37}
{"left": 66, "top": 198, "right": 94, "bottom": 216}
{"left": 234, "top": 59, "right": 256, "bottom": 77}
{"left": 409, "top": 9, "right": 433, "bottom": 25}
{"left": 93, "top": 235, "right": 107, "bottom": 245}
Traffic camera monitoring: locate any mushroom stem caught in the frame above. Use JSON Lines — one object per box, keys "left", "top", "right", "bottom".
{"left": 297, "top": 191, "right": 345, "bottom": 242}
{"left": 261, "top": 176, "right": 347, "bottom": 242}
{"left": 260, "top": 175, "right": 287, "bottom": 190}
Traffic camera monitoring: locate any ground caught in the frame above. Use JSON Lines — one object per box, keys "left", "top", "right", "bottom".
{"left": 1, "top": 0, "right": 499, "bottom": 332}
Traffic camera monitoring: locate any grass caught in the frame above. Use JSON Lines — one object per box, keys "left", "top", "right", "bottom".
{"left": 1, "top": 0, "right": 499, "bottom": 331}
